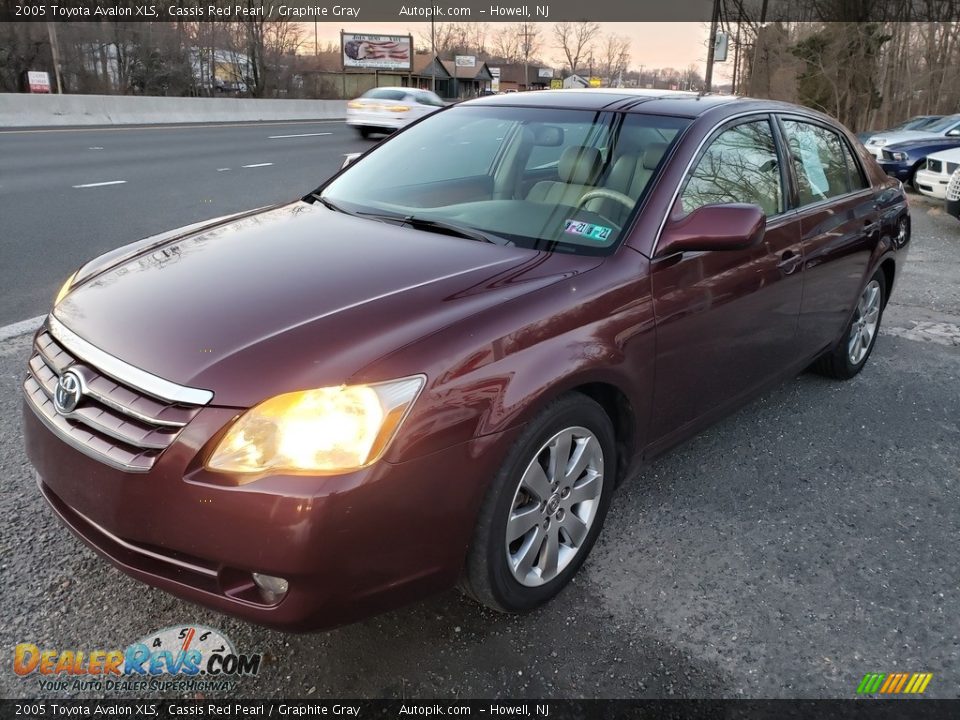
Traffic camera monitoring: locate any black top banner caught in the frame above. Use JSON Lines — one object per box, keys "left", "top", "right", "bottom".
{"left": 3, "top": 0, "right": 960, "bottom": 22}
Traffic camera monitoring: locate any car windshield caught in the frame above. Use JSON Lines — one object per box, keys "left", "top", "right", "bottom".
{"left": 918, "top": 115, "right": 960, "bottom": 132}
{"left": 320, "top": 105, "right": 690, "bottom": 255}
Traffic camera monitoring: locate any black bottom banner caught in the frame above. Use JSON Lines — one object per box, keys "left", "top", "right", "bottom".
{"left": 2, "top": 700, "right": 960, "bottom": 720}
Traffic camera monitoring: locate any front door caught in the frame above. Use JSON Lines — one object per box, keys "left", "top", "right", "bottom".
{"left": 648, "top": 116, "right": 804, "bottom": 446}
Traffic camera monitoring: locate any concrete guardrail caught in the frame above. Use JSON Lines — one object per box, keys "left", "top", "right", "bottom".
{"left": 0, "top": 93, "right": 348, "bottom": 127}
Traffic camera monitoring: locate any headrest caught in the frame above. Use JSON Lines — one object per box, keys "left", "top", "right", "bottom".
{"left": 559, "top": 146, "right": 602, "bottom": 185}
{"left": 643, "top": 143, "right": 668, "bottom": 170}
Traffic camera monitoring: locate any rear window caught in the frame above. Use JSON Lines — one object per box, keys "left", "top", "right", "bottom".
{"left": 363, "top": 88, "right": 407, "bottom": 101}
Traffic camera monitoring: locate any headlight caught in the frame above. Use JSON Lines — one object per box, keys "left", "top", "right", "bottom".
{"left": 54, "top": 272, "right": 77, "bottom": 306}
{"left": 205, "top": 376, "right": 425, "bottom": 476}
{"left": 890, "top": 151, "right": 908, "bottom": 161}
{"left": 870, "top": 138, "right": 887, "bottom": 146}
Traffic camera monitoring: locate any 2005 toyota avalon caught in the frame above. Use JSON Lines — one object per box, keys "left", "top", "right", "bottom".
{"left": 24, "top": 89, "right": 910, "bottom": 631}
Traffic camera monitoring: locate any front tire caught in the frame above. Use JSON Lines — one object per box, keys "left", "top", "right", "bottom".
{"left": 461, "top": 393, "right": 616, "bottom": 613}
{"left": 811, "top": 271, "right": 886, "bottom": 379}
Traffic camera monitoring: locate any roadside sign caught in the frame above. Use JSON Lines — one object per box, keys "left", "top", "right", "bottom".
{"left": 538, "top": 68, "right": 554, "bottom": 78}
{"left": 589, "top": 77, "right": 602, "bottom": 88}
{"left": 550, "top": 79, "right": 563, "bottom": 89}
{"left": 28, "top": 71, "right": 51, "bottom": 93}
{"left": 455, "top": 55, "right": 476, "bottom": 68}
{"left": 714, "top": 32, "right": 729, "bottom": 62}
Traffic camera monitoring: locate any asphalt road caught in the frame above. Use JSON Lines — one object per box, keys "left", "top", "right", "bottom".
{"left": 0, "top": 137, "right": 958, "bottom": 699}
{"left": 0, "top": 121, "right": 368, "bottom": 326}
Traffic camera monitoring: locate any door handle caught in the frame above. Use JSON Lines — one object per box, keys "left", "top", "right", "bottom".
{"left": 777, "top": 250, "right": 802, "bottom": 275}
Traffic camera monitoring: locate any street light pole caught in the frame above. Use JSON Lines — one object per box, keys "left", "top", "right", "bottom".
{"left": 704, "top": 0, "right": 720, "bottom": 93}
{"left": 431, "top": 18, "right": 436, "bottom": 93}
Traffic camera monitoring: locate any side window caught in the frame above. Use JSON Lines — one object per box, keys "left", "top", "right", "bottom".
{"left": 781, "top": 119, "right": 853, "bottom": 205}
{"left": 680, "top": 119, "right": 783, "bottom": 217}
{"left": 840, "top": 139, "right": 869, "bottom": 191}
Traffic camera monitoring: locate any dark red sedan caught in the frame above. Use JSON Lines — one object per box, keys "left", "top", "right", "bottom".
{"left": 23, "top": 90, "right": 910, "bottom": 630}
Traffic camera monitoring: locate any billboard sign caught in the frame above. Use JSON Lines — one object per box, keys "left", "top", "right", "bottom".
{"left": 455, "top": 55, "right": 476, "bottom": 68}
{"left": 538, "top": 68, "right": 554, "bottom": 78}
{"left": 341, "top": 33, "right": 412, "bottom": 71}
{"left": 28, "top": 71, "right": 51, "bottom": 93}
{"left": 550, "top": 78, "right": 563, "bottom": 89}
{"left": 589, "top": 77, "right": 602, "bottom": 87}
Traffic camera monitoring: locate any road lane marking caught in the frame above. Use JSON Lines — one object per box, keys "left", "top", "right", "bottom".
{"left": 0, "top": 315, "right": 45, "bottom": 342}
{"left": 0, "top": 120, "right": 346, "bottom": 135}
{"left": 268, "top": 132, "right": 333, "bottom": 139}
{"left": 88, "top": 146, "right": 104, "bottom": 150}
{"left": 242, "top": 163, "right": 273, "bottom": 168}
{"left": 217, "top": 168, "right": 230, "bottom": 172}
{"left": 72, "top": 180, "right": 127, "bottom": 188}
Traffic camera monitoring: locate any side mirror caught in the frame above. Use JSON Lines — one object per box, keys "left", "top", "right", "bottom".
{"left": 656, "top": 203, "right": 766, "bottom": 257}
{"left": 947, "top": 128, "right": 960, "bottom": 137}
{"left": 341, "top": 153, "right": 362, "bottom": 169}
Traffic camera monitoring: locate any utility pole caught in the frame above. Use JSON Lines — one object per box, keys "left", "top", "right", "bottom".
{"left": 314, "top": 21, "right": 318, "bottom": 55}
{"left": 46, "top": 22, "right": 64, "bottom": 94}
{"left": 431, "top": 17, "right": 436, "bottom": 93}
{"left": 703, "top": 0, "right": 720, "bottom": 93}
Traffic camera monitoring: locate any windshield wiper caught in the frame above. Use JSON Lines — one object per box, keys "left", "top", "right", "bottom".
{"left": 352, "top": 211, "right": 506, "bottom": 245}
{"left": 311, "top": 194, "right": 354, "bottom": 215}
{"left": 313, "top": 200, "right": 507, "bottom": 245}
{"left": 404, "top": 216, "right": 507, "bottom": 245}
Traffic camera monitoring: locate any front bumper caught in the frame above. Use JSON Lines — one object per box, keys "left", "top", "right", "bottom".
{"left": 914, "top": 169, "right": 950, "bottom": 199}
{"left": 876, "top": 159, "right": 913, "bottom": 182}
{"left": 23, "top": 393, "right": 518, "bottom": 631}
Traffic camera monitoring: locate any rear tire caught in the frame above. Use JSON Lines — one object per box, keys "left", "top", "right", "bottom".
{"left": 811, "top": 270, "right": 886, "bottom": 380}
{"left": 461, "top": 393, "right": 616, "bottom": 613}
{"left": 356, "top": 126, "right": 370, "bottom": 139}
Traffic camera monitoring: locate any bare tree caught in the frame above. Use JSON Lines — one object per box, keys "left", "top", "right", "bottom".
{"left": 598, "top": 33, "right": 630, "bottom": 82}
{"left": 552, "top": 21, "right": 601, "bottom": 76}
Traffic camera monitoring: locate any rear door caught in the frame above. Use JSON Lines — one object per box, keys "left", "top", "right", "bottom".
{"left": 776, "top": 116, "right": 879, "bottom": 356}
{"left": 648, "top": 115, "right": 804, "bottom": 443}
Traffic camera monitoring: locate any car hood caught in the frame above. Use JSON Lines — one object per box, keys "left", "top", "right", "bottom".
{"left": 867, "top": 130, "right": 942, "bottom": 145}
{"left": 924, "top": 146, "right": 960, "bottom": 162}
{"left": 883, "top": 136, "right": 960, "bottom": 153}
{"left": 55, "top": 202, "right": 598, "bottom": 407}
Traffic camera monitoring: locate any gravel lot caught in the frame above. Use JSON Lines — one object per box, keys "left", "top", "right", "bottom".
{"left": 1, "top": 195, "right": 957, "bottom": 700}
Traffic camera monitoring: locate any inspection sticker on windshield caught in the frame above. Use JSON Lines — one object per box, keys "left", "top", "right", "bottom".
{"left": 564, "top": 219, "right": 612, "bottom": 242}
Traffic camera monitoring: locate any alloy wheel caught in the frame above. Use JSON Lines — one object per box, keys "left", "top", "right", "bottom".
{"left": 848, "top": 280, "right": 882, "bottom": 365}
{"left": 505, "top": 426, "right": 604, "bottom": 587}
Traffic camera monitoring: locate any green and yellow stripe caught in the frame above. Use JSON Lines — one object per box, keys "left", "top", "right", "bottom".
{"left": 857, "top": 672, "right": 932, "bottom": 695}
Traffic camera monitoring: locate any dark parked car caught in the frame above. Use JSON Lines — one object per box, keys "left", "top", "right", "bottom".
{"left": 24, "top": 90, "right": 910, "bottom": 631}
{"left": 873, "top": 135, "right": 960, "bottom": 187}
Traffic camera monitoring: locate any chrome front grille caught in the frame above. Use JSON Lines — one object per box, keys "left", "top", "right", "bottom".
{"left": 23, "top": 318, "right": 211, "bottom": 472}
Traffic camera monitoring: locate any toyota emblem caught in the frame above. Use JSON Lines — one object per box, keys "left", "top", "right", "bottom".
{"left": 53, "top": 370, "right": 83, "bottom": 414}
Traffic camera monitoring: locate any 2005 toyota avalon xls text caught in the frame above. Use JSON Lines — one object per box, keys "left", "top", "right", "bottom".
{"left": 23, "top": 90, "right": 910, "bottom": 631}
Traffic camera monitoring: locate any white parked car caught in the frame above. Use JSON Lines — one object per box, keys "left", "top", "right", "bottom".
{"left": 346, "top": 87, "right": 446, "bottom": 138}
{"left": 914, "top": 147, "right": 960, "bottom": 199}
{"left": 863, "top": 113, "right": 960, "bottom": 157}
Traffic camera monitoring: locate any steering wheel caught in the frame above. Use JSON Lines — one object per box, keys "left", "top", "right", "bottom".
{"left": 575, "top": 188, "right": 636, "bottom": 212}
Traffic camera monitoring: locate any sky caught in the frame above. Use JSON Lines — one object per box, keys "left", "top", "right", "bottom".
{"left": 304, "top": 22, "right": 731, "bottom": 79}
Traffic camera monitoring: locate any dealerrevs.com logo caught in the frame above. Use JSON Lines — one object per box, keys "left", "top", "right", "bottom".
{"left": 13, "top": 625, "right": 261, "bottom": 693}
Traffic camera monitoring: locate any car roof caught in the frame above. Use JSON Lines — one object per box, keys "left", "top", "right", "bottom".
{"left": 461, "top": 88, "right": 826, "bottom": 120}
